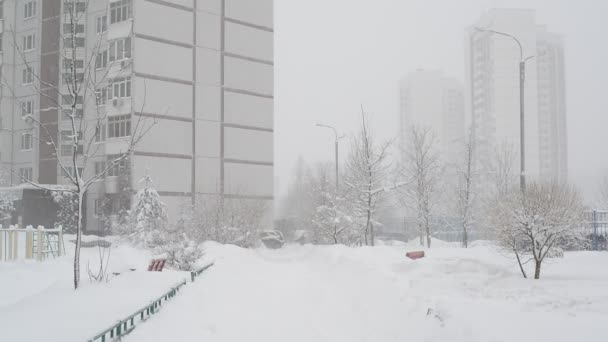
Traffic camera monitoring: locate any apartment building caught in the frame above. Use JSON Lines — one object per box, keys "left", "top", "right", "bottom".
{"left": 0, "top": 0, "right": 274, "bottom": 231}
{"left": 398, "top": 69, "right": 465, "bottom": 166}
{"left": 465, "top": 9, "right": 567, "bottom": 182}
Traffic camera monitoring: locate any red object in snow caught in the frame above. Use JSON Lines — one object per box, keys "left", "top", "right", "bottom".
{"left": 148, "top": 259, "right": 166, "bottom": 272}
{"left": 406, "top": 251, "right": 425, "bottom": 260}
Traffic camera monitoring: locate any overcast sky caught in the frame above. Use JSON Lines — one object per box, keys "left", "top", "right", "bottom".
{"left": 274, "top": 0, "right": 608, "bottom": 203}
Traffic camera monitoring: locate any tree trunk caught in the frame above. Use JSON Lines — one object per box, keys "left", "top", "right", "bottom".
{"left": 534, "top": 260, "right": 542, "bottom": 279}
{"left": 425, "top": 220, "right": 431, "bottom": 248}
{"left": 74, "top": 191, "right": 84, "bottom": 289}
{"left": 514, "top": 246, "right": 527, "bottom": 279}
{"left": 462, "top": 225, "right": 468, "bottom": 248}
{"left": 370, "top": 223, "right": 374, "bottom": 246}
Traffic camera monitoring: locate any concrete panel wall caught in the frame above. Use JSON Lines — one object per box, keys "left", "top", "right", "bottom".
{"left": 133, "top": 77, "right": 193, "bottom": 118}
{"left": 224, "top": 91, "right": 273, "bottom": 129}
{"left": 224, "top": 127, "right": 272, "bottom": 163}
{"left": 224, "top": 56, "right": 273, "bottom": 95}
{"left": 134, "top": 37, "right": 192, "bottom": 82}
{"left": 137, "top": 119, "right": 193, "bottom": 156}
{"left": 132, "top": 155, "right": 192, "bottom": 193}
{"left": 224, "top": 162, "right": 272, "bottom": 197}
{"left": 225, "top": 0, "right": 273, "bottom": 28}
{"left": 134, "top": 0, "right": 193, "bottom": 45}
{"left": 225, "top": 21, "right": 273, "bottom": 61}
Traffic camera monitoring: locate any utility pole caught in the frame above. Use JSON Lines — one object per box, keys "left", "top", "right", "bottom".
{"left": 475, "top": 27, "right": 535, "bottom": 192}
{"left": 316, "top": 124, "right": 340, "bottom": 190}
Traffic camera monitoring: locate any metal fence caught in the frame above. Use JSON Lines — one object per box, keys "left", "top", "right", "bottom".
{"left": 87, "top": 263, "right": 214, "bottom": 342}
{"left": 584, "top": 210, "right": 608, "bottom": 250}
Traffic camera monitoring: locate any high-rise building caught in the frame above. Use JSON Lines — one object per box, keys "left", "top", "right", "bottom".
{"left": 465, "top": 9, "right": 567, "bottom": 182}
{"left": 0, "top": 0, "right": 274, "bottom": 231}
{"left": 398, "top": 69, "right": 465, "bottom": 165}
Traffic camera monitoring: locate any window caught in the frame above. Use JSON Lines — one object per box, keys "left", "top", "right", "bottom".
{"left": 62, "top": 108, "right": 83, "bottom": 120}
{"left": 60, "top": 130, "right": 83, "bottom": 156}
{"left": 107, "top": 115, "right": 131, "bottom": 139}
{"left": 63, "top": 23, "right": 85, "bottom": 34}
{"left": 22, "top": 34, "right": 35, "bottom": 51}
{"left": 96, "top": 15, "right": 107, "bottom": 34}
{"left": 24, "top": 1, "right": 36, "bottom": 19}
{"left": 19, "top": 168, "right": 33, "bottom": 183}
{"left": 64, "top": 37, "right": 85, "bottom": 48}
{"left": 95, "top": 87, "right": 108, "bottom": 106}
{"left": 63, "top": 58, "right": 84, "bottom": 71}
{"left": 20, "top": 132, "right": 33, "bottom": 151}
{"left": 106, "top": 155, "right": 128, "bottom": 177}
{"left": 109, "top": 77, "right": 131, "bottom": 99}
{"left": 64, "top": 1, "right": 86, "bottom": 14}
{"left": 62, "top": 166, "right": 84, "bottom": 179}
{"left": 108, "top": 38, "right": 131, "bottom": 62}
{"left": 21, "top": 100, "right": 33, "bottom": 117}
{"left": 62, "top": 94, "right": 83, "bottom": 105}
{"left": 110, "top": 0, "right": 131, "bottom": 24}
{"left": 22, "top": 67, "right": 34, "bottom": 84}
{"left": 94, "top": 161, "right": 106, "bottom": 175}
{"left": 95, "top": 50, "right": 108, "bottom": 69}
{"left": 63, "top": 72, "right": 84, "bottom": 84}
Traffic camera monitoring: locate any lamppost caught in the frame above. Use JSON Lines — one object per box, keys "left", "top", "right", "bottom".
{"left": 316, "top": 124, "right": 340, "bottom": 190}
{"left": 475, "top": 27, "right": 535, "bottom": 192}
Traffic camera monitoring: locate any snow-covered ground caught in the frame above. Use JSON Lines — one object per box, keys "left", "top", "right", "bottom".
{"left": 127, "top": 240, "right": 608, "bottom": 342}
{"left": 0, "top": 235, "right": 189, "bottom": 341}
{"left": 1, "top": 238, "right": 608, "bottom": 342}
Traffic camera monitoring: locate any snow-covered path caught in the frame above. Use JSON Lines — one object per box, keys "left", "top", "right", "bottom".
{"left": 129, "top": 242, "right": 608, "bottom": 342}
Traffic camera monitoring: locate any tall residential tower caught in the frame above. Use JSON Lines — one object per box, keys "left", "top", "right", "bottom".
{"left": 0, "top": 0, "right": 274, "bottom": 231}
{"left": 465, "top": 9, "right": 567, "bottom": 182}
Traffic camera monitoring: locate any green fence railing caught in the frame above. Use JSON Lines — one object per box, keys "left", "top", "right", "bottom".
{"left": 190, "top": 263, "right": 214, "bottom": 282}
{"left": 88, "top": 262, "right": 214, "bottom": 342}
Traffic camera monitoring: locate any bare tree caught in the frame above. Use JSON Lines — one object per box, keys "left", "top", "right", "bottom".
{"left": 453, "top": 128, "right": 480, "bottom": 248}
{"left": 400, "top": 125, "right": 442, "bottom": 248}
{"left": 0, "top": 1, "right": 155, "bottom": 289}
{"left": 491, "top": 182, "right": 585, "bottom": 279}
{"left": 345, "top": 109, "right": 392, "bottom": 246}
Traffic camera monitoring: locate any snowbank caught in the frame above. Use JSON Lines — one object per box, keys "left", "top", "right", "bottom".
{"left": 128, "top": 241, "right": 608, "bottom": 342}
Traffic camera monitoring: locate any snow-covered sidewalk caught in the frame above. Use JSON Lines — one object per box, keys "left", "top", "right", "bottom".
{"left": 0, "top": 237, "right": 189, "bottom": 341}
{"left": 127, "top": 241, "right": 608, "bottom": 342}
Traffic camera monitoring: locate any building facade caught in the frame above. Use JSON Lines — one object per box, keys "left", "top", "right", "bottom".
{"left": 0, "top": 0, "right": 274, "bottom": 231}
{"left": 398, "top": 69, "right": 465, "bottom": 166}
{"left": 465, "top": 9, "right": 567, "bottom": 182}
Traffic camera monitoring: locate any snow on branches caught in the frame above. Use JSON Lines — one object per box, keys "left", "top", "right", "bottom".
{"left": 490, "top": 181, "right": 585, "bottom": 279}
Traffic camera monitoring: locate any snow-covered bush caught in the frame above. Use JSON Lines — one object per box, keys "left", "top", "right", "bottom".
{"left": 52, "top": 191, "right": 78, "bottom": 233}
{"left": 490, "top": 181, "right": 585, "bottom": 279}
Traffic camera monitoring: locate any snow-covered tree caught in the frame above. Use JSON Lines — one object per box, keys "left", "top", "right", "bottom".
{"left": 453, "top": 128, "right": 480, "bottom": 247}
{"left": 130, "top": 174, "right": 168, "bottom": 247}
{"left": 399, "top": 125, "right": 442, "bottom": 248}
{"left": 310, "top": 164, "right": 353, "bottom": 244}
{"left": 491, "top": 181, "right": 585, "bottom": 279}
{"left": 345, "top": 111, "right": 392, "bottom": 246}
{"left": 0, "top": 1, "right": 156, "bottom": 289}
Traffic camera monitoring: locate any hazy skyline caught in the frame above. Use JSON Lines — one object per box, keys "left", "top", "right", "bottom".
{"left": 275, "top": 0, "right": 608, "bottom": 203}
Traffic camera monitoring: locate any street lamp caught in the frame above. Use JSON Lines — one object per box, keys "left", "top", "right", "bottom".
{"left": 316, "top": 123, "right": 340, "bottom": 190}
{"left": 475, "top": 27, "right": 535, "bottom": 192}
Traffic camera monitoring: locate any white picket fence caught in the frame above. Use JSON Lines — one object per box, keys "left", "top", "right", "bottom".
{"left": 0, "top": 225, "right": 64, "bottom": 262}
